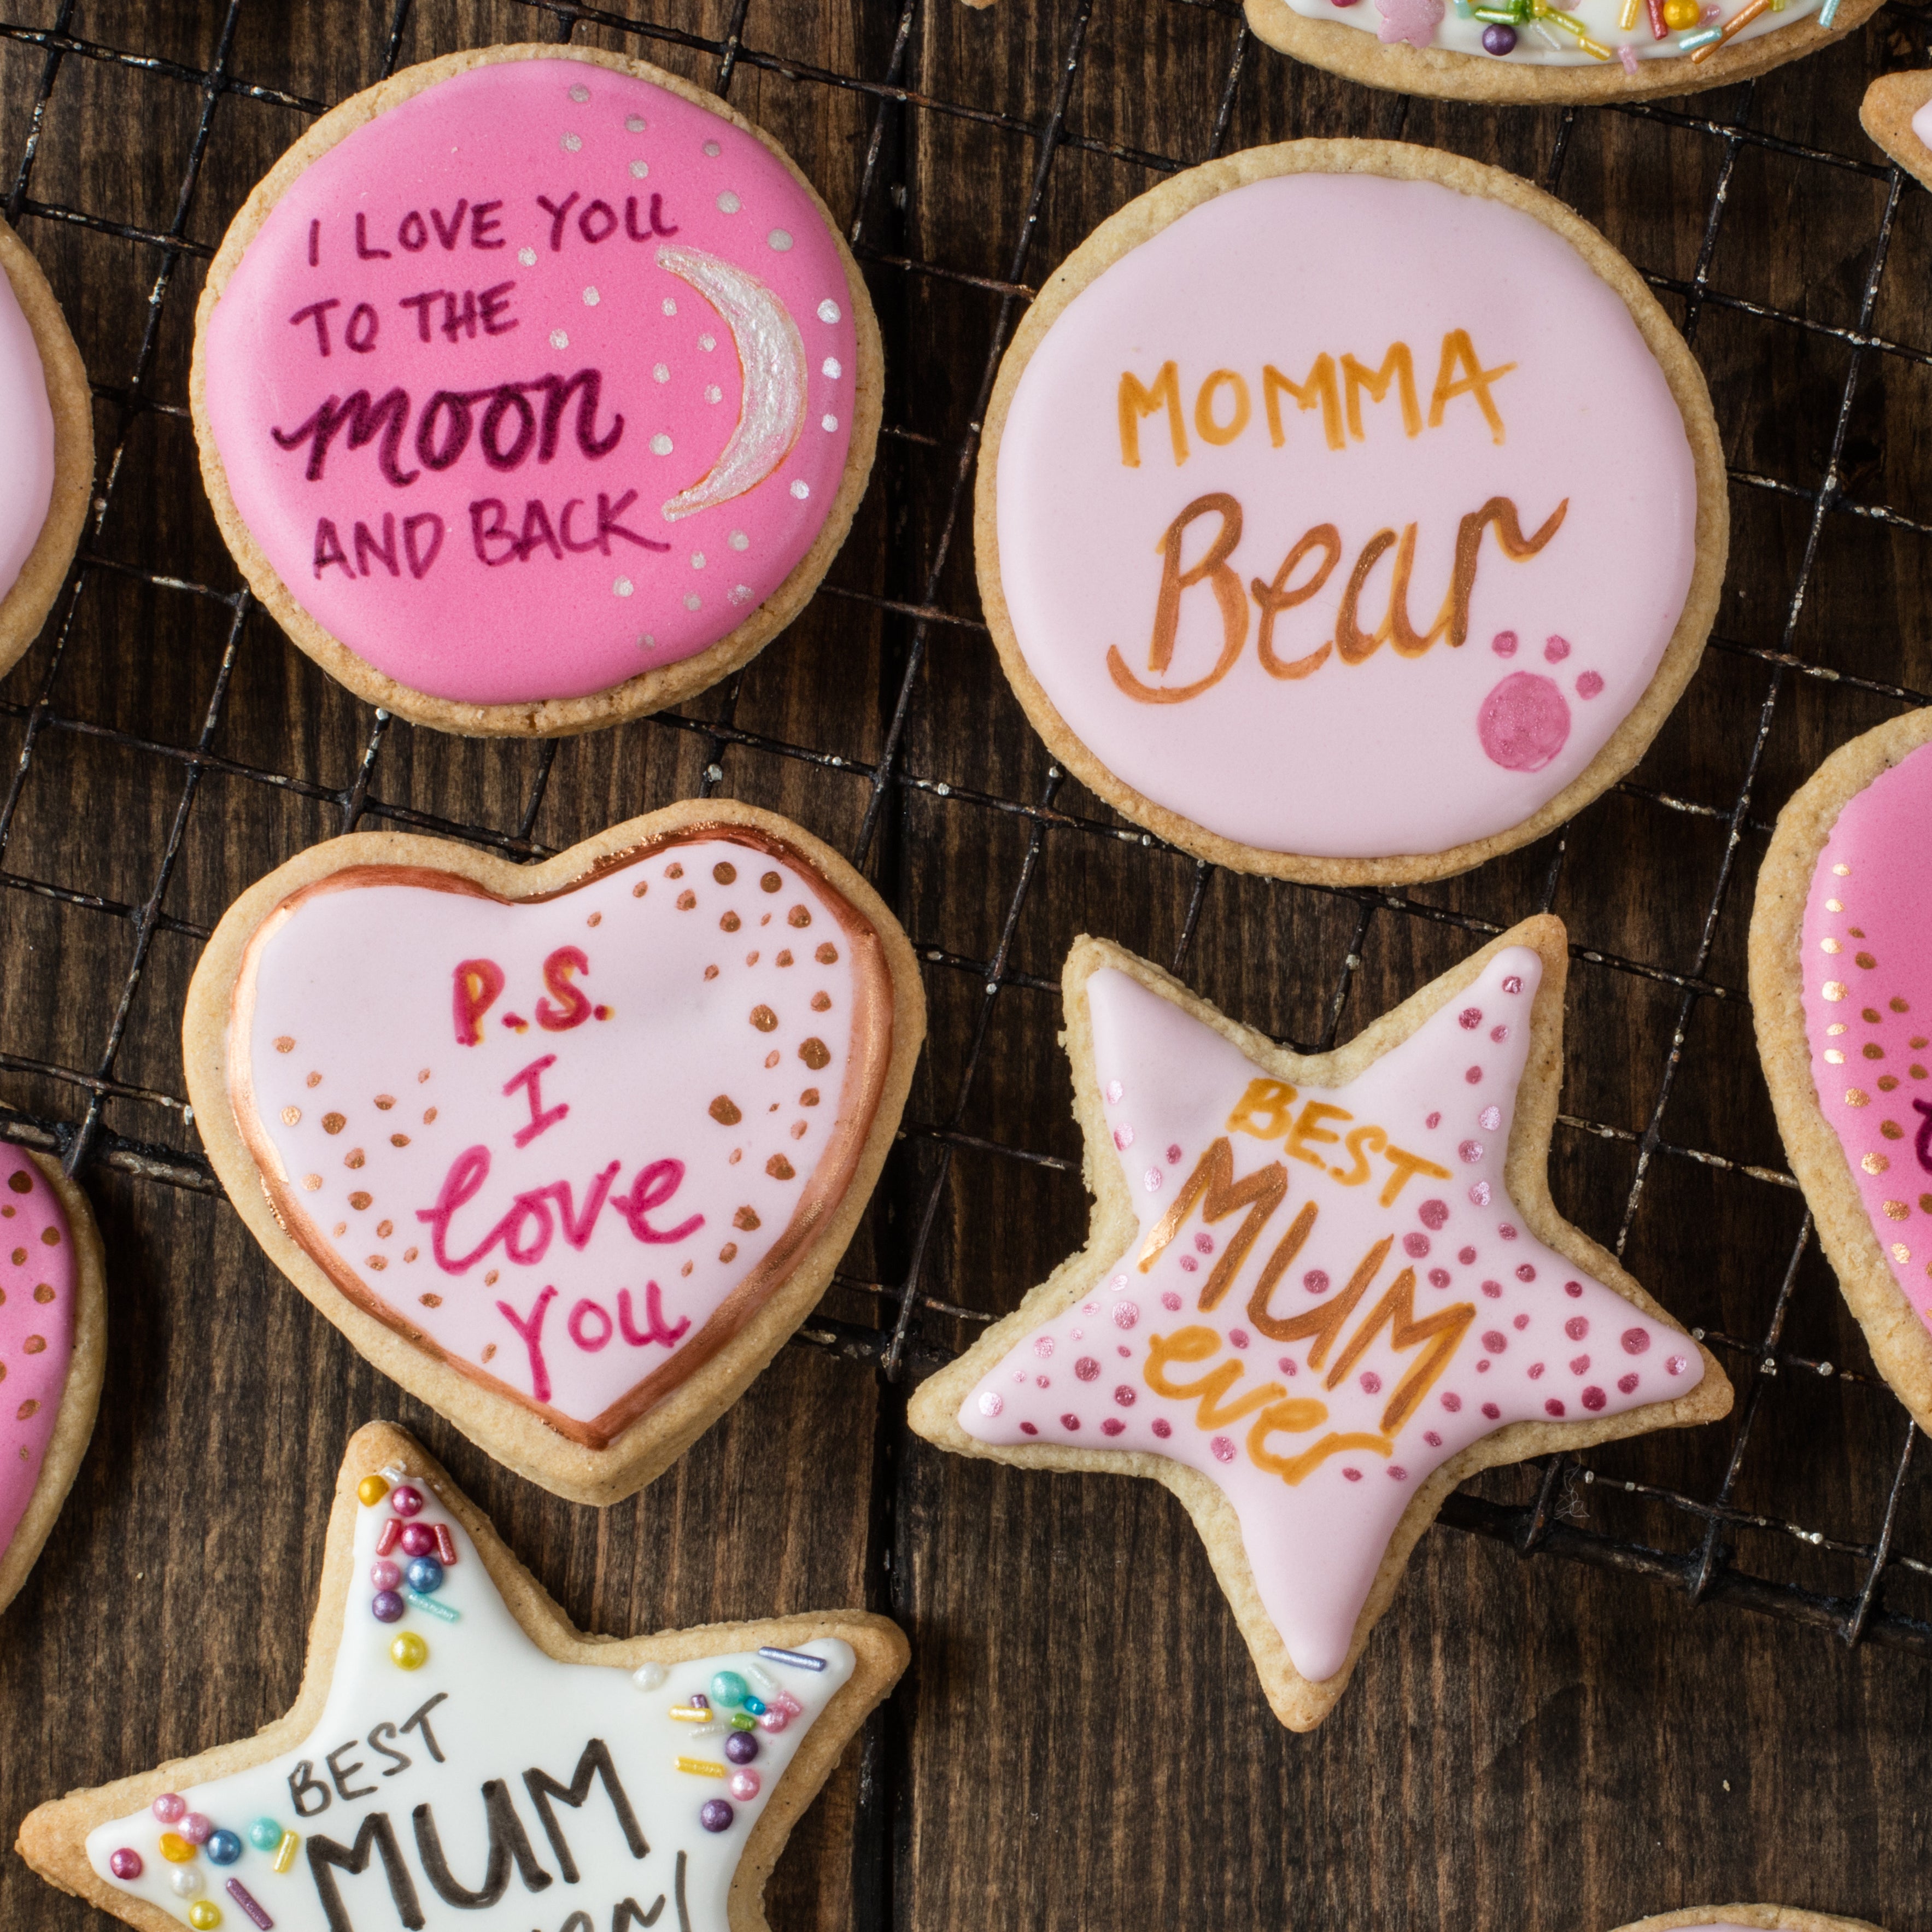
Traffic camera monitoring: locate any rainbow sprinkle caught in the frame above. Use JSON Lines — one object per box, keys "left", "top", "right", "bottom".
{"left": 226, "top": 1878, "right": 274, "bottom": 1929}
{"left": 676, "top": 1756, "right": 728, "bottom": 1778}
{"left": 757, "top": 1646, "right": 827, "bottom": 1672}
{"left": 272, "top": 1832, "right": 298, "bottom": 1875}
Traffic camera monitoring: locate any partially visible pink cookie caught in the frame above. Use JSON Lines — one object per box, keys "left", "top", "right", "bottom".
{"left": 1860, "top": 71, "right": 1932, "bottom": 194}
{"left": 0, "top": 217, "right": 92, "bottom": 682}
{"left": 0, "top": 1143, "right": 107, "bottom": 1617}
{"left": 192, "top": 44, "right": 881, "bottom": 736}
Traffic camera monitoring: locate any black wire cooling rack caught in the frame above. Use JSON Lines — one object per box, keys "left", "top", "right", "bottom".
{"left": 4, "top": 0, "right": 1932, "bottom": 1708}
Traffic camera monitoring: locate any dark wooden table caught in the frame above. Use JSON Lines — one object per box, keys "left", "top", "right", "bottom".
{"left": 4, "top": 1, "right": 1932, "bottom": 1925}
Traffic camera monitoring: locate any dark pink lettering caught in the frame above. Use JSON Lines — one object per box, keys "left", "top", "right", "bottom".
{"left": 559, "top": 500, "right": 597, "bottom": 554}
{"left": 307, "top": 218, "right": 320, "bottom": 267}
{"left": 428, "top": 200, "right": 469, "bottom": 251}
{"left": 610, "top": 1161, "right": 703, "bottom": 1246}
{"left": 397, "top": 210, "right": 429, "bottom": 253}
{"left": 416, "top": 392, "right": 471, "bottom": 471}
{"left": 291, "top": 298, "right": 340, "bottom": 356}
{"left": 469, "top": 499, "right": 517, "bottom": 567}
{"left": 313, "top": 518, "right": 352, "bottom": 579}
{"left": 617, "top": 1282, "right": 690, "bottom": 1349}
{"left": 344, "top": 302, "right": 379, "bottom": 353}
{"left": 440, "top": 289, "right": 479, "bottom": 343}
{"left": 481, "top": 389, "right": 537, "bottom": 471}
{"left": 625, "top": 195, "right": 678, "bottom": 241}
{"left": 403, "top": 512, "right": 444, "bottom": 578}
{"left": 399, "top": 291, "right": 442, "bottom": 343}
{"left": 471, "top": 200, "right": 505, "bottom": 250}
{"left": 355, "top": 213, "right": 391, "bottom": 260}
{"left": 567, "top": 1299, "right": 614, "bottom": 1352}
{"left": 272, "top": 390, "right": 418, "bottom": 488}
{"left": 479, "top": 280, "right": 517, "bottom": 336}
{"left": 504, "top": 1052, "right": 569, "bottom": 1148}
{"left": 595, "top": 489, "right": 668, "bottom": 554}
{"left": 578, "top": 199, "right": 617, "bottom": 245}
{"left": 517, "top": 500, "right": 560, "bottom": 561}
{"left": 496, "top": 1287, "right": 558, "bottom": 1403}
{"left": 353, "top": 514, "right": 399, "bottom": 578}
{"left": 536, "top": 191, "right": 580, "bottom": 252}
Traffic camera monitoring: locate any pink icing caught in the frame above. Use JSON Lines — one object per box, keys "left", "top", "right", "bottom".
{"left": 1478, "top": 670, "right": 1571, "bottom": 772}
{"left": 202, "top": 57, "right": 857, "bottom": 705}
{"left": 993, "top": 173, "right": 1699, "bottom": 860}
{"left": 0, "top": 262, "right": 55, "bottom": 606}
{"left": 234, "top": 835, "right": 882, "bottom": 1441}
{"left": 0, "top": 1145, "right": 78, "bottom": 1562}
{"left": 957, "top": 949, "right": 1702, "bottom": 1683}
{"left": 1800, "top": 737, "right": 1932, "bottom": 1342}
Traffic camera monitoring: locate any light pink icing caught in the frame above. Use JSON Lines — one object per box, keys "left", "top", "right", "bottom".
{"left": 1913, "top": 100, "right": 1932, "bottom": 151}
{"left": 957, "top": 949, "right": 1703, "bottom": 1683}
{"left": 0, "top": 1144, "right": 77, "bottom": 1562}
{"left": 202, "top": 57, "right": 857, "bottom": 705}
{"left": 1800, "top": 737, "right": 1932, "bottom": 1342}
{"left": 0, "top": 262, "right": 56, "bottom": 607}
{"left": 994, "top": 173, "right": 1700, "bottom": 860}
{"left": 235, "top": 836, "right": 875, "bottom": 1439}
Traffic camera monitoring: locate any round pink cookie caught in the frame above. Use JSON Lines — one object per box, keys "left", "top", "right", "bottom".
{"left": 194, "top": 48, "right": 876, "bottom": 729}
{"left": 0, "top": 256, "right": 54, "bottom": 613}
{"left": 979, "top": 144, "right": 1723, "bottom": 882}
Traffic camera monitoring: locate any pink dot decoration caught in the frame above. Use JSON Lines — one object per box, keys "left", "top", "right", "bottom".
{"left": 1491, "top": 630, "right": 1518, "bottom": 657}
{"left": 1577, "top": 670, "right": 1605, "bottom": 699}
{"left": 1478, "top": 671, "right": 1572, "bottom": 772}
{"left": 1543, "top": 634, "right": 1571, "bottom": 662}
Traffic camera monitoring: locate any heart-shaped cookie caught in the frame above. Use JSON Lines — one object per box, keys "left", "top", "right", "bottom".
{"left": 185, "top": 802, "right": 922, "bottom": 1503}
{"left": 1753, "top": 707, "right": 1932, "bottom": 1432}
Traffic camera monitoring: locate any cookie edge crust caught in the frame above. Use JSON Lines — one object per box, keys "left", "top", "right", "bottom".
{"left": 181, "top": 799, "right": 926, "bottom": 1507}
{"left": 188, "top": 42, "right": 882, "bottom": 739}
{"left": 14, "top": 1420, "right": 912, "bottom": 1932}
{"left": 973, "top": 137, "right": 1726, "bottom": 887}
{"left": 1860, "top": 70, "right": 1932, "bottom": 196}
{"left": 1748, "top": 704, "right": 1932, "bottom": 1432}
{"left": 0, "top": 1149, "right": 107, "bottom": 1619}
{"left": 0, "top": 216, "right": 94, "bottom": 684}
{"left": 1244, "top": 0, "right": 1886, "bottom": 104}
{"left": 906, "top": 914, "right": 1731, "bottom": 1730}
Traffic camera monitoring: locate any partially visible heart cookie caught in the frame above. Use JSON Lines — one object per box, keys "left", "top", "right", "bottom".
{"left": 1611, "top": 1910, "right": 1887, "bottom": 1932}
{"left": 1860, "top": 71, "right": 1932, "bottom": 197}
{"left": 1753, "top": 709, "right": 1932, "bottom": 1431}
{"left": 184, "top": 801, "right": 923, "bottom": 1504}
{"left": 0, "top": 1143, "right": 107, "bottom": 1617}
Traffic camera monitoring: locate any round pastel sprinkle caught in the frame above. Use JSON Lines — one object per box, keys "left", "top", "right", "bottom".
{"left": 710, "top": 1670, "right": 749, "bottom": 1708}
{"left": 371, "top": 1590, "right": 405, "bottom": 1624}
{"left": 399, "top": 1521, "right": 437, "bottom": 1558}
{"left": 729, "top": 1769, "right": 760, "bottom": 1800}
{"left": 180, "top": 1814, "right": 214, "bottom": 1846}
{"left": 187, "top": 1904, "right": 221, "bottom": 1931}
{"left": 159, "top": 1833, "right": 195, "bottom": 1864}
{"left": 632, "top": 1660, "right": 667, "bottom": 1692}
{"left": 356, "top": 1474, "right": 389, "bottom": 1507}
{"left": 247, "top": 1819, "right": 282, "bottom": 1852}
{"left": 206, "top": 1831, "right": 242, "bottom": 1866}
{"left": 389, "top": 1484, "right": 424, "bottom": 1518}
{"left": 370, "top": 1560, "right": 402, "bottom": 1591}
{"left": 391, "top": 1631, "right": 430, "bottom": 1670}
{"left": 406, "top": 1555, "right": 445, "bottom": 1594}
{"left": 109, "top": 1849, "right": 142, "bottom": 1881}
{"left": 153, "top": 1794, "right": 187, "bottom": 1825}
{"left": 172, "top": 1866, "right": 204, "bottom": 1897}
{"left": 724, "top": 1731, "right": 758, "bottom": 1765}
{"left": 757, "top": 1706, "right": 790, "bottom": 1732}
{"left": 699, "top": 1799, "right": 735, "bottom": 1833}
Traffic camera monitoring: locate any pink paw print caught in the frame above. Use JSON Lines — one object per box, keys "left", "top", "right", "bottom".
{"left": 1377, "top": 0, "right": 1445, "bottom": 45}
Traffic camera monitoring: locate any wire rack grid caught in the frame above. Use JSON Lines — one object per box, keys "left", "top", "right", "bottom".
{"left": 1, "top": 0, "right": 1930, "bottom": 1820}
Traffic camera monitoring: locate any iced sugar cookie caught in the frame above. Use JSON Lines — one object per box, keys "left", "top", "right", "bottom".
{"left": 908, "top": 917, "right": 1729, "bottom": 1729}
{"left": 977, "top": 141, "right": 1725, "bottom": 885}
{"left": 17, "top": 1422, "right": 909, "bottom": 1932}
{"left": 192, "top": 45, "right": 880, "bottom": 736}
{"left": 183, "top": 801, "right": 923, "bottom": 1504}
{"left": 1245, "top": 0, "right": 1881, "bottom": 102}
{"left": 1612, "top": 1911, "right": 1886, "bottom": 1932}
{"left": 1752, "top": 709, "right": 1932, "bottom": 1432}
{"left": 1859, "top": 72, "right": 1932, "bottom": 194}
{"left": 0, "top": 1143, "right": 107, "bottom": 1617}
{"left": 0, "top": 217, "right": 92, "bottom": 682}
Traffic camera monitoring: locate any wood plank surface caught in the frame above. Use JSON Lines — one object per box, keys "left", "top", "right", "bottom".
{"left": 2, "top": 1, "right": 1930, "bottom": 1928}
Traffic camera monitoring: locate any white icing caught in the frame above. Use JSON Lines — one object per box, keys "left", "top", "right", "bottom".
{"left": 0, "top": 260, "right": 56, "bottom": 607}
{"left": 1284, "top": 0, "right": 1820, "bottom": 64}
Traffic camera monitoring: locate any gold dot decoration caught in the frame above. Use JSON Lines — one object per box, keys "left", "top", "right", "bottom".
{"left": 1894, "top": 997, "right": 1912, "bottom": 1013}
{"left": 721, "top": 912, "right": 741, "bottom": 933}
{"left": 800, "top": 1087, "right": 820, "bottom": 1107}
{"left": 710, "top": 1096, "right": 742, "bottom": 1126}
{"left": 1857, "top": 951, "right": 1879, "bottom": 970}
{"left": 302, "top": 1174, "right": 322, "bottom": 1191}
{"left": 816, "top": 942, "right": 839, "bottom": 965}
{"left": 1825, "top": 1050, "right": 1845, "bottom": 1064}
{"left": 1895, "top": 1243, "right": 1913, "bottom": 1263}
{"left": 776, "top": 950, "right": 793, "bottom": 968}
{"left": 323, "top": 1112, "right": 347, "bottom": 1134}
{"left": 274, "top": 1036, "right": 296, "bottom": 1053}
{"left": 733, "top": 1205, "right": 761, "bottom": 1231}
{"left": 374, "top": 1095, "right": 395, "bottom": 1111}
{"left": 1846, "top": 1089, "right": 1870, "bottom": 1106}
{"left": 800, "top": 1038, "right": 831, "bottom": 1070}
{"left": 633, "top": 880, "right": 648, "bottom": 898}
{"left": 1833, "top": 862, "right": 1851, "bottom": 876}
{"left": 281, "top": 1106, "right": 301, "bottom": 1126}
{"left": 676, "top": 891, "right": 698, "bottom": 911}
{"left": 750, "top": 1005, "right": 778, "bottom": 1033}
{"left": 788, "top": 905, "right": 812, "bottom": 929}
{"left": 765, "top": 1155, "right": 795, "bottom": 1181}
{"left": 346, "top": 1149, "right": 366, "bottom": 1169}
{"left": 1884, "top": 1201, "right": 1908, "bottom": 1220}
{"left": 349, "top": 1192, "right": 373, "bottom": 1211}
{"left": 1823, "top": 982, "right": 1847, "bottom": 1002}
{"left": 1864, "top": 1151, "right": 1891, "bottom": 1174}
{"left": 760, "top": 872, "right": 782, "bottom": 893}
{"left": 713, "top": 862, "right": 737, "bottom": 885}
{"left": 1820, "top": 938, "right": 1842, "bottom": 955}
{"left": 1882, "top": 1121, "right": 1905, "bottom": 1140}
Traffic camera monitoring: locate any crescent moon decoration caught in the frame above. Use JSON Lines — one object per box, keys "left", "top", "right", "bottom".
{"left": 657, "top": 243, "right": 809, "bottom": 523}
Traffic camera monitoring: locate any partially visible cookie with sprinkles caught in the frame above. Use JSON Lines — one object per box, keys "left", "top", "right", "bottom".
{"left": 0, "top": 216, "right": 93, "bottom": 684}
{"left": 1751, "top": 707, "right": 1932, "bottom": 1433}
{"left": 190, "top": 44, "right": 881, "bottom": 736}
{"left": 0, "top": 1142, "right": 107, "bottom": 1619}
{"left": 1860, "top": 70, "right": 1932, "bottom": 195}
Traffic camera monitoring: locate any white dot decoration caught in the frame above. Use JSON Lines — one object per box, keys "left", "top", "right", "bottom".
{"left": 729, "top": 583, "right": 753, "bottom": 605}
{"left": 643, "top": 632, "right": 657, "bottom": 648}
{"left": 691, "top": 552, "right": 706, "bottom": 570}
{"left": 822, "top": 413, "right": 838, "bottom": 432}
{"left": 653, "top": 363, "right": 671, "bottom": 384}
{"left": 817, "top": 298, "right": 842, "bottom": 324}
{"left": 661, "top": 297, "right": 678, "bottom": 317}
{"left": 704, "top": 384, "right": 723, "bottom": 404}
{"left": 822, "top": 357, "right": 842, "bottom": 379}
{"left": 684, "top": 592, "right": 702, "bottom": 611}
{"left": 631, "top": 1659, "right": 666, "bottom": 1691}
{"left": 561, "top": 133, "right": 582, "bottom": 153}
{"left": 518, "top": 247, "right": 537, "bottom": 267}
{"left": 789, "top": 480, "right": 810, "bottom": 500}
{"left": 630, "top": 160, "right": 649, "bottom": 179}
{"left": 626, "top": 115, "right": 646, "bottom": 132}
{"left": 699, "top": 334, "right": 717, "bottom": 352}
{"left": 569, "top": 83, "right": 590, "bottom": 103}
{"left": 768, "top": 229, "right": 793, "bottom": 251}
{"left": 549, "top": 329, "right": 570, "bottom": 349}
{"left": 582, "top": 286, "right": 600, "bottom": 306}
{"left": 613, "top": 577, "right": 634, "bottom": 597}
{"left": 728, "top": 530, "right": 750, "bottom": 551}
{"left": 717, "top": 191, "right": 742, "bottom": 214}
{"left": 703, "top": 140, "right": 722, "bottom": 157}
{"left": 650, "top": 433, "right": 674, "bottom": 455}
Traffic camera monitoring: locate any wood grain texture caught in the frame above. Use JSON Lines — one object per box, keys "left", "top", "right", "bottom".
{"left": 1, "top": 2, "right": 1930, "bottom": 1929}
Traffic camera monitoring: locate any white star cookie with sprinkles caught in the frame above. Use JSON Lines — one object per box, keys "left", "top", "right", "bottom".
{"left": 909, "top": 916, "right": 1729, "bottom": 1729}
{"left": 1753, "top": 706, "right": 1932, "bottom": 1432}
{"left": 17, "top": 1421, "right": 908, "bottom": 1932}
{"left": 182, "top": 800, "right": 922, "bottom": 1505}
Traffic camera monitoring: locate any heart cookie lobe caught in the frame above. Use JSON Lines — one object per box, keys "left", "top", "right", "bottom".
{"left": 0, "top": 1144, "right": 77, "bottom": 1562}
{"left": 230, "top": 828, "right": 895, "bottom": 1448}
{"left": 1800, "top": 737, "right": 1932, "bottom": 1341}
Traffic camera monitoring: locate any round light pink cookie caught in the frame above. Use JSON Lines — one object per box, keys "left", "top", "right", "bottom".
{"left": 182, "top": 800, "right": 924, "bottom": 1505}
{"left": 1859, "top": 71, "right": 1932, "bottom": 195}
{"left": 975, "top": 142, "right": 1725, "bottom": 885}
{"left": 908, "top": 915, "right": 1730, "bottom": 1729}
{"left": 1752, "top": 707, "right": 1932, "bottom": 1432}
{"left": 0, "top": 1143, "right": 107, "bottom": 1618}
{"left": 1611, "top": 1910, "right": 1887, "bottom": 1932}
{"left": 1244, "top": 0, "right": 1883, "bottom": 103}
{"left": 0, "top": 216, "right": 93, "bottom": 684}
{"left": 191, "top": 45, "right": 880, "bottom": 736}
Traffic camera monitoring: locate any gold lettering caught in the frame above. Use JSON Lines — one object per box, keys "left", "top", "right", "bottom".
{"left": 1106, "top": 494, "right": 1248, "bottom": 706}
{"left": 1427, "top": 329, "right": 1515, "bottom": 444}
{"left": 1195, "top": 369, "right": 1251, "bottom": 447}
{"left": 1284, "top": 1100, "right": 1353, "bottom": 1169}
{"left": 1320, "top": 1272, "right": 1476, "bottom": 1435}
{"left": 1252, "top": 524, "right": 1340, "bottom": 682}
{"left": 1227, "top": 1078, "right": 1298, "bottom": 1141}
{"left": 1117, "top": 362, "right": 1189, "bottom": 468}
{"left": 1248, "top": 1420, "right": 1391, "bottom": 1485}
{"left": 1328, "top": 1124, "right": 1386, "bottom": 1189}
{"left": 1134, "top": 1136, "right": 1286, "bottom": 1313}
{"left": 1341, "top": 344, "right": 1421, "bottom": 442}
{"left": 1243, "top": 1234, "right": 1392, "bottom": 1362}
{"left": 1442, "top": 497, "right": 1568, "bottom": 649}
{"left": 1377, "top": 1143, "right": 1451, "bottom": 1206}
{"left": 1144, "top": 1326, "right": 1286, "bottom": 1430}
{"left": 1245, "top": 1201, "right": 1319, "bottom": 1336}
{"left": 1262, "top": 355, "right": 1344, "bottom": 452}
{"left": 1334, "top": 528, "right": 1397, "bottom": 665}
